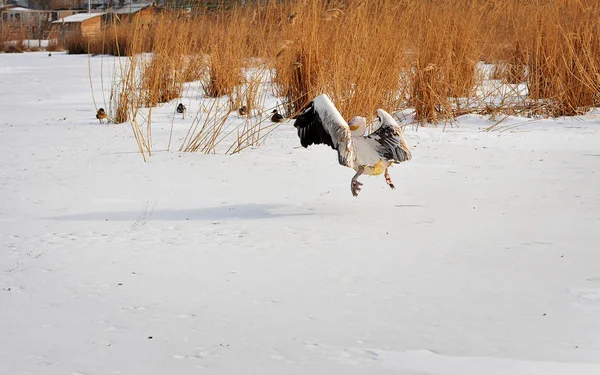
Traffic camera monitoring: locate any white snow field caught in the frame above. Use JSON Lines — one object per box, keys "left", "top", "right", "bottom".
{"left": 1, "top": 52, "right": 600, "bottom": 375}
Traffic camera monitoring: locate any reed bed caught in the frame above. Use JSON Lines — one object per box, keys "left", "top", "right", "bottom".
{"left": 78, "top": 0, "right": 600, "bottom": 159}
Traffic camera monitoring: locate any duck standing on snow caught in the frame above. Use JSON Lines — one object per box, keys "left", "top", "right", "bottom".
{"left": 293, "top": 94, "right": 412, "bottom": 197}
{"left": 176, "top": 103, "right": 186, "bottom": 119}
{"left": 96, "top": 108, "right": 107, "bottom": 124}
{"left": 271, "top": 109, "right": 284, "bottom": 123}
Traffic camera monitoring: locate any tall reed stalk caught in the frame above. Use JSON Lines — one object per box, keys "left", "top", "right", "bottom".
{"left": 91, "top": 0, "right": 600, "bottom": 159}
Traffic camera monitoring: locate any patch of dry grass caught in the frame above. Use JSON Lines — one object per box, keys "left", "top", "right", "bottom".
{"left": 91, "top": 0, "right": 600, "bottom": 160}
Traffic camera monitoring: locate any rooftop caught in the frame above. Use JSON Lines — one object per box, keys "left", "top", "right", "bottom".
{"left": 53, "top": 12, "right": 105, "bottom": 24}
{"left": 4, "top": 6, "right": 31, "bottom": 12}
{"left": 112, "top": 2, "right": 153, "bottom": 14}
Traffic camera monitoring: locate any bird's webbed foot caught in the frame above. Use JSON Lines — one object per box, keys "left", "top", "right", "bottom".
{"left": 351, "top": 166, "right": 365, "bottom": 197}
{"left": 351, "top": 179, "right": 363, "bottom": 197}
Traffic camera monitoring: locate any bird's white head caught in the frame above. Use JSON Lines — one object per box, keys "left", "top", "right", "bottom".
{"left": 348, "top": 116, "right": 367, "bottom": 136}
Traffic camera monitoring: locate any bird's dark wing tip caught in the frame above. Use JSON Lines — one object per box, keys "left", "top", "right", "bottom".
{"left": 293, "top": 99, "right": 336, "bottom": 149}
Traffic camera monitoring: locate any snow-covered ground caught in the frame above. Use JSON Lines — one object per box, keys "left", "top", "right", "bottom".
{"left": 1, "top": 52, "right": 599, "bottom": 375}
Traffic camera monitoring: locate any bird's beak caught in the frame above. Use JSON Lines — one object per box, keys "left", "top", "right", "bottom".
{"left": 349, "top": 125, "right": 359, "bottom": 131}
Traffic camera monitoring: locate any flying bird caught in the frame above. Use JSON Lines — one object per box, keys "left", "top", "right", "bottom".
{"left": 176, "top": 103, "right": 186, "bottom": 119}
{"left": 293, "top": 94, "right": 412, "bottom": 197}
{"left": 96, "top": 108, "right": 107, "bottom": 124}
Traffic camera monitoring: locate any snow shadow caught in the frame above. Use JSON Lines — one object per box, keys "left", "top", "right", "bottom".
{"left": 47, "top": 204, "right": 316, "bottom": 221}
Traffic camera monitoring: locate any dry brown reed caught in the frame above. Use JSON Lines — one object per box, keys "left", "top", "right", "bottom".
{"left": 46, "top": 38, "right": 62, "bottom": 52}
{"left": 200, "top": 10, "right": 247, "bottom": 99}
{"left": 0, "top": 28, "right": 25, "bottom": 53}
{"left": 520, "top": 1, "right": 600, "bottom": 115}
{"left": 485, "top": 0, "right": 600, "bottom": 117}
{"left": 180, "top": 99, "right": 232, "bottom": 154}
{"left": 88, "top": 0, "right": 600, "bottom": 160}
{"left": 64, "top": 17, "right": 150, "bottom": 56}
{"left": 1, "top": 33, "right": 25, "bottom": 53}
{"left": 140, "top": 15, "right": 193, "bottom": 107}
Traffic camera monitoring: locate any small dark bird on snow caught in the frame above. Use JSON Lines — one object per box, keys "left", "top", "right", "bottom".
{"left": 176, "top": 103, "right": 186, "bottom": 119}
{"left": 96, "top": 108, "right": 107, "bottom": 124}
{"left": 238, "top": 105, "right": 248, "bottom": 116}
{"left": 271, "top": 109, "right": 284, "bottom": 123}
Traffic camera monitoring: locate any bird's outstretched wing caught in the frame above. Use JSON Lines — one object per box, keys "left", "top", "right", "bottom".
{"left": 365, "top": 109, "right": 412, "bottom": 163}
{"left": 293, "top": 94, "right": 354, "bottom": 167}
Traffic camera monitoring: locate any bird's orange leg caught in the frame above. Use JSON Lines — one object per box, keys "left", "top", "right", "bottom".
{"left": 384, "top": 167, "right": 395, "bottom": 190}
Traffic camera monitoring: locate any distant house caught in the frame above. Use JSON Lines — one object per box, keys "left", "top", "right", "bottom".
{"left": 1, "top": 7, "right": 57, "bottom": 39}
{"left": 46, "top": 2, "right": 160, "bottom": 42}
{"left": 1, "top": 6, "right": 44, "bottom": 21}
{"left": 51, "top": 12, "right": 104, "bottom": 39}
{"left": 108, "top": 2, "right": 156, "bottom": 26}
